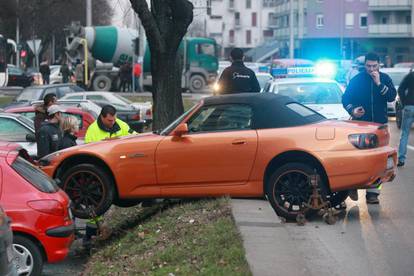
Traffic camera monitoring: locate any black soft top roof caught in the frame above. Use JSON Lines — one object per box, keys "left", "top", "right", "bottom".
{"left": 203, "top": 93, "right": 325, "bottom": 129}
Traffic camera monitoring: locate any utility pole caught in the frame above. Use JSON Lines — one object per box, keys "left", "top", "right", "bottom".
{"left": 86, "top": 0, "right": 92, "bottom": 26}
{"left": 289, "top": 0, "right": 294, "bottom": 59}
{"left": 16, "top": 0, "right": 20, "bottom": 67}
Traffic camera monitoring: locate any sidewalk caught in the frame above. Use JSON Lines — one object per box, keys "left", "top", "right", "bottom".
{"left": 231, "top": 198, "right": 309, "bottom": 276}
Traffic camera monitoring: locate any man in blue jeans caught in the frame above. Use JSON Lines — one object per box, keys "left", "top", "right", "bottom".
{"left": 397, "top": 69, "right": 414, "bottom": 167}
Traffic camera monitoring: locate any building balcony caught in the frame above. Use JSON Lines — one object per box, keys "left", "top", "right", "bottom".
{"left": 368, "top": 24, "right": 411, "bottom": 37}
{"left": 368, "top": 0, "right": 411, "bottom": 11}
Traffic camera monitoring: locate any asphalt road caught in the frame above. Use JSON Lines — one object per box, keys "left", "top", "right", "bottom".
{"left": 234, "top": 117, "right": 414, "bottom": 276}
{"left": 43, "top": 117, "right": 414, "bottom": 276}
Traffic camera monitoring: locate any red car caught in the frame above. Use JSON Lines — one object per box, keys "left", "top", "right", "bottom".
{"left": 0, "top": 142, "right": 74, "bottom": 275}
{"left": 6, "top": 105, "right": 95, "bottom": 138}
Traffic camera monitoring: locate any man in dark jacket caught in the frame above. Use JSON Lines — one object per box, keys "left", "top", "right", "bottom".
{"left": 39, "top": 60, "right": 51, "bottom": 84}
{"left": 397, "top": 69, "right": 414, "bottom": 167}
{"left": 37, "top": 105, "right": 65, "bottom": 159}
{"left": 342, "top": 52, "right": 396, "bottom": 204}
{"left": 216, "top": 48, "right": 260, "bottom": 94}
{"left": 34, "top": 93, "right": 57, "bottom": 135}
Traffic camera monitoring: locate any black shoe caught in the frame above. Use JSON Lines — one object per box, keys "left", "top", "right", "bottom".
{"left": 397, "top": 161, "right": 405, "bottom": 167}
{"left": 366, "top": 193, "right": 379, "bottom": 204}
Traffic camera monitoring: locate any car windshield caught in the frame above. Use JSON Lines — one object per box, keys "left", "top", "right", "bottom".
{"left": 386, "top": 72, "right": 407, "bottom": 86}
{"left": 111, "top": 94, "right": 133, "bottom": 105}
{"left": 160, "top": 103, "right": 200, "bottom": 135}
{"left": 256, "top": 74, "right": 272, "bottom": 89}
{"left": 277, "top": 82, "right": 342, "bottom": 104}
{"left": 11, "top": 156, "right": 59, "bottom": 193}
{"left": 15, "top": 87, "right": 44, "bottom": 102}
{"left": 18, "top": 115, "right": 35, "bottom": 128}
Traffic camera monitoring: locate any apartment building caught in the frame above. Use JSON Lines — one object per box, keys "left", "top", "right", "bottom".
{"left": 203, "top": 0, "right": 414, "bottom": 62}
{"left": 204, "top": 0, "right": 278, "bottom": 57}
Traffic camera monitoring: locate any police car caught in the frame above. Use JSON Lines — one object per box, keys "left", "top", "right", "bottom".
{"left": 262, "top": 65, "right": 350, "bottom": 120}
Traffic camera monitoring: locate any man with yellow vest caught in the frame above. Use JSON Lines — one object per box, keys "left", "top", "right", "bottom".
{"left": 83, "top": 104, "right": 134, "bottom": 248}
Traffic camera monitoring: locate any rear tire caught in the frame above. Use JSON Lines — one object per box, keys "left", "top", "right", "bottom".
{"left": 13, "top": 235, "right": 43, "bottom": 276}
{"left": 266, "top": 162, "right": 320, "bottom": 220}
{"left": 60, "top": 164, "right": 115, "bottom": 219}
{"left": 92, "top": 75, "right": 112, "bottom": 91}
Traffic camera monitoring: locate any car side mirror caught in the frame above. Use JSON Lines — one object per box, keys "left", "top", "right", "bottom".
{"left": 26, "top": 133, "right": 36, "bottom": 142}
{"left": 172, "top": 123, "right": 188, "bottom": 137}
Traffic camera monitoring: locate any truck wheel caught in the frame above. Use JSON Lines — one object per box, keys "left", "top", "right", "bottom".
{"left": 92, "top": 75, "right": 112, "bottom": 91}
{"left": 189, "top": 75, "right": 206, "bottom": 93}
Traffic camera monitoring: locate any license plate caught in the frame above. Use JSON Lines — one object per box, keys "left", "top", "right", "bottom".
{"left": 386, "top": 156, "right": 394, "bottom": 170}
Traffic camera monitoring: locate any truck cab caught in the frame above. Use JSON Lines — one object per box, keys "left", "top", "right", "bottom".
{"left": 143, "top": 37, "right": 218, "bottom": 93}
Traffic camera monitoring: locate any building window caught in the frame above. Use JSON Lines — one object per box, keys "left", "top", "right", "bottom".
{"left": 381, "top": 16, "right": 388, "bottom": 24}
{"left": 246, "top": 30, "right": 251, "bottom": 45}
{"left": 263, "top": 29, "right": 274, "bottom": 37}
{"left": 359, "top": 13, "right": 367, "bottom": 28}
{"left": 316, "top": 14, "right": 324, "bottom": 28}
{"left": 229, "top": 30, "right": 235, "bottom": 44}
{"left": 246, "top": 0, "right": 251, "bottom": 9}
{"left": 252, "top": 12, "right": 257, "bottom": 27}
{"left": 406, "top": 15, "right": 411, "bottom": 24}
{"left": 235, "top": 12, "right": 240, "bottom": 26}
{"left": 229, "top": 0, "right": 234, "bottom": 9}
{"left": 345, "top": 13, "right": 354, "bottom": 28}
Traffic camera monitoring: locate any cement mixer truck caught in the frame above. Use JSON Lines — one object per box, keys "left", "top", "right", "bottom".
{"left": 65, "top": 22, "right": 219, "bottom": 92}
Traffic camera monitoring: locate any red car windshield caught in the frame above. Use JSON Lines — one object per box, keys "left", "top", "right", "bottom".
{"left": 11, "top": 157, "right": 59, "bottom": 193}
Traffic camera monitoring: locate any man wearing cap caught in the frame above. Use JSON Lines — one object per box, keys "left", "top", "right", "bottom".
{"left": 37, "top": 105, "right": 65, "bottom": 159}
{"left": 216, "top": 47, "right": 260, "bottom": 94}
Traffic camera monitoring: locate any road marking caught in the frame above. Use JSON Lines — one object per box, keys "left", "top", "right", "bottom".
{"left": 408, "top": 145, "right": 414, "bottom": 151}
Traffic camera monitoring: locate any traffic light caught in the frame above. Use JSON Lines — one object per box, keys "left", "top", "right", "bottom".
{"left": 20, "top": 50, "right": 27, "bottom": 58}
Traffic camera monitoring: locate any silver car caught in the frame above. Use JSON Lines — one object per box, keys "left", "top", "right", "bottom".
{"left": 380, "top": 67, "right": 410, "bottom": 116}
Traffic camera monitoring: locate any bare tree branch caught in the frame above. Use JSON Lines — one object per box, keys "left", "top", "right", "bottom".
{"left": 129, "top": 0, "right": 165, "bottom": 54}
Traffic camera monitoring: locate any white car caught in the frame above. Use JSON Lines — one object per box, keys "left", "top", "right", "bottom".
{"left": 262, "top": 77, "right": 350, "bottom": 120}
{"left": 0, "top": 112, "right": 83, "bottom": 158}
{"left": 60, "top": 91, "right": 153, "bottom": 123}
{"left": 380, "top": 67, "right": 410, "bottom": 116}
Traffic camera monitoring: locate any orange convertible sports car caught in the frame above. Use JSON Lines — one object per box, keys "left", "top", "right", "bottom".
{"left": 39, "top": 93, "right": 396, "bottom": 220}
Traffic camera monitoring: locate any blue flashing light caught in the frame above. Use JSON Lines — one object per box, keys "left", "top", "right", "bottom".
{"left": 314, "top": 61, "right": 337, "bottom": 79}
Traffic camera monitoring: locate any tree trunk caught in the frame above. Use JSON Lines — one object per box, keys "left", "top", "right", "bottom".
{"left": 130, "top": 0, "right": 193, "bottom": 131}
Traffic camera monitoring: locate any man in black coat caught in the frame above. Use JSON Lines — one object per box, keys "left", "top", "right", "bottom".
{"left": 342, "top": 52, "right": 396, "bottom": 204}
{"left": 37, "top": 105, "right": 65, "bottom": 159}
{"left": 216, "top": 48, "right": 260, "bottom": 94}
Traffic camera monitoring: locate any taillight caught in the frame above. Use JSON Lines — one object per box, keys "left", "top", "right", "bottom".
{"left": 131, "top": 113, "right": 141, "bottom": 120}
{"left": 27, "top": 200, "right": 65, "bottom": 216}
{"left": 348, "top": 133, "right": 379, "bottom": 149}
{"left": 146, "top": 109, "right": 152, "bottom": 118}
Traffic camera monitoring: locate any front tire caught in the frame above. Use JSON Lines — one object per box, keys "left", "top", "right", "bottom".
{"left": 266, "top": 162, "right": 321, "bottom": 220}
{"left": 60, "top": 164, "right": 115, "bottom": 219}
{"left": 13, "top": 235, "right": 43, "bottom": 276}
{"left": 189, "top": 75, "right": 206, "bottom": 93}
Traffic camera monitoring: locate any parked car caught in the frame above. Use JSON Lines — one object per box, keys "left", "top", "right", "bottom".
{"left": 7, "top": 65, "right": 33, "bottom": 87}
{"left": 380, "top": 67, "right": 410, "bottom": 116}
{"left": 60, "top": 92, "right": 152, "bottom": 132}
{"left": 3, "top": 84, "right": 85, "bottom": 109}
{"left": 0, "top": 112, "right": 84, "bottom": 158}
{"left": 0, "top": 142, "right": 74, "bottom": 276}
{"left": 262, "top": 77, "right": 350, "bottom": 120}
{"left": 39, "top": 93, "right": 396, "bottom": 220}
{"left": 0, "top": 205, "right": 15, "bottom": 276}
{"left": 255, "top": 72, "right": 273, "bottom": 91}
{"left": 6, "top": 105, "right": 95, "bottom": 138}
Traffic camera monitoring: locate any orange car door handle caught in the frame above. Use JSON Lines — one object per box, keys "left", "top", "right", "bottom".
{"left": 232, "top": 139, "right": 246, "bottom": 145}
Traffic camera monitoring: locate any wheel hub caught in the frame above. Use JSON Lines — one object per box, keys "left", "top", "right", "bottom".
{"left": 13, "top": 244, "right": 33, "bottom": 275}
